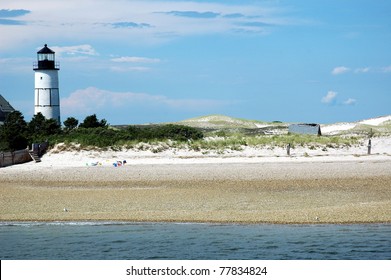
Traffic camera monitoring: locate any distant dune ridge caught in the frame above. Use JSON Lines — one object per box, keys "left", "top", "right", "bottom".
{"left": 178, "top": 114, "right": 271, "bottom": 129}
{"left": 177, "top": 114, "right": 391, "bottom": 135}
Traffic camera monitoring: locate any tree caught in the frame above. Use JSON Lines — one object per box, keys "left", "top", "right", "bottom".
{"left": 44, "top": 118, "right": 62, "bottom": 135}
{"left": 79, "top": 114, "right": 108, "bottom": 128}
{"left": 0, "top": 111, "right": 28, "bottom": 151}
{"left": 28, "top": 113, "right": 46, "bottom": 136}
{"left": 28, "top": 112, "right": 61, "bottom": 140}
{"left": 63, "top": 117, "right": 79, "bottom": 131}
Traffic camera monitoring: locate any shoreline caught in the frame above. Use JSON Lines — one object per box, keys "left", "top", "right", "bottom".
{"left": 1, "top": 220, "right": 391, "bottom": 225}
{"left": 2, "top": 157, "right": 391, "bottom": 224}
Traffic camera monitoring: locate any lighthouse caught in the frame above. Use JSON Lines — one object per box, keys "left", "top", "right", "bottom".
{"left": 33, "top": 44, "right": 61, "bottom": 124}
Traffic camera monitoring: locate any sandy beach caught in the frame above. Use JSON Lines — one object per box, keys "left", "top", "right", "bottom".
{"left": 1, "top": 139, "right": 391, "bottom": 224}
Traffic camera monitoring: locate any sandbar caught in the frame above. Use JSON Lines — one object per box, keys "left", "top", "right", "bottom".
{"left": 1, "top": 159, "right": 390, "bottom": 224}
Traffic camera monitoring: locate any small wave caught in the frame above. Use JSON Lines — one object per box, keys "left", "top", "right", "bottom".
{"left": 0, "top": 221, "right": 134, "bottom": 227}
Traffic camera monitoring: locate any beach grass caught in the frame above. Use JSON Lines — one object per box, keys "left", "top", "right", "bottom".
{"left": 48, "top": 134, "right": 361, "bottom": 154}
{"left": 197, "top": 134, "right": 359, "bottom": 150}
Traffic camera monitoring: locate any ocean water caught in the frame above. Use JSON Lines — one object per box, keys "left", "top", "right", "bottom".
{"left": 0, "top": 222, "right": 390, "bottom": 260}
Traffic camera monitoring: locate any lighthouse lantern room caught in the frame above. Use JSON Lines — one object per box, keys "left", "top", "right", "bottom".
{"left": 33, "top": 44, "right": 61, "bottom": 124}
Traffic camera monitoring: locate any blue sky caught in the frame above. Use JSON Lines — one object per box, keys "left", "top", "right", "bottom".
{"left": 0, "top": 0, "right": 390, "bottom": 125}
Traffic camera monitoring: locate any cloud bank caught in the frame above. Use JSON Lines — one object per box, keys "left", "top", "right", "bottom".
{"left": 0, "top": 0, "right": 290, "bottom": 51}
{"left": 61, "top": 87, "right": 233, "bottom": 117}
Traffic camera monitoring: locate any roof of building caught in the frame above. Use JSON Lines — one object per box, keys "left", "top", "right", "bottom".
{"left": 0, "top": 94, "right": 15, "bottom": 122}
{"left": 290, "top": 123, "right": 320, "bottom": 127}
{"left": 0, "top": 94, "right": 15, "bottom": 113}
{"left": 37, "top": 44, "right": 55, "bottom": 54}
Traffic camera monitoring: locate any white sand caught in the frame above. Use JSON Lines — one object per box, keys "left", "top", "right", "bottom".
{"left": 321, "top": 123, "right": 357, "bottom": 135}
{"left": 359, "top": 115, "right": 391, "bottom": 126}
{"left": 321, "top": 115, "right": 391, "bottom": 135}
{"left": 3, "top": 136, "right": 388, "bottom": 171}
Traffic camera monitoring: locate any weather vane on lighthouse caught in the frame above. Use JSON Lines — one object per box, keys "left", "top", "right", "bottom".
{"left": 33, "top": 44, "right": 61, "bottom": 124}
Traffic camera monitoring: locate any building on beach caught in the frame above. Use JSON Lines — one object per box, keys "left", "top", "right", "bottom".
{"left": 288, "top": 123, "right": 322, "bottom": 136}
{"left": 0, "top": 94, "right": 15, "bottom": 125}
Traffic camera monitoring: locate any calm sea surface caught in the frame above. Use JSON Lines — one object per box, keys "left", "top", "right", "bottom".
{"left": 0, "top": 222, "right": 390, "bottom": 260}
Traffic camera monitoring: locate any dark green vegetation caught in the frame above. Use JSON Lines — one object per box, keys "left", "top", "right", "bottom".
{"left": 2, "top": 112, "right": 377, "bottom": 153}
{"left": 57, "top": 124, "right": 203, "bottom": 148}
{"left": 0, "top": 111, "right": 30, "bottom": 151}
{"left": 0, "top": 111, "right": 203, "bottom": 151}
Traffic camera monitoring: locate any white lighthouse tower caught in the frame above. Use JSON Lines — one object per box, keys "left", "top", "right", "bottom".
{"left": 33, "top": 44, "right": 61, "bottom": 124}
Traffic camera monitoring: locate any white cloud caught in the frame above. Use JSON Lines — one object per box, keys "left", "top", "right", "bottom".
{"left": 110, "top": 66, "right": 151, "bottom": 72}
{"left": 343, "top": 98, "right": 357, "bottom": 105}
{"left": 331, "top": 66, "right": 350, "bottom": 75}
{"left": 51, "top": 45, "right": 98, "bottom": 56}
{"left": 110, "top": 56, "right": 160, "bottom": 63}
{"left": 331, "top": 65, "right": 391, "bottom": 74}
{"left": 321, "top": 91, "right": 338, "bottom": 104}
{"left": 382, "top": 65, "right": 391, "bottom": 73}
{"left": 354, "top": 67, "right": 370, "bottom": 73}
{"left": 61, "top": 87, "right": 232, "bottom": 115}
{"left": 109, "top": 56, "right": 161, "bottom": 72}
{"left": 321, "top": 91, "right": 357, "bottom": 106}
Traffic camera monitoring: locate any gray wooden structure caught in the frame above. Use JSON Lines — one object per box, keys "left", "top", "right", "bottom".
{"left": 288, "top": 123, "right": 322, "bottom": 136}
{"left": 0, "top": 149, "right": 32, "bottom": 167}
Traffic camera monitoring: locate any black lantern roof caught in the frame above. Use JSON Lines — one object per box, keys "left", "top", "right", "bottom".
{"left": 37, "top": 44, "right": 55, "bottom": 54}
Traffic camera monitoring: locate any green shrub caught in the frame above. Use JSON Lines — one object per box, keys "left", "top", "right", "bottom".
{"left": 127, "top": 124, "right": 203, "bottom": 141}
{"left": 79, "top": 114, "right": 108, "bottom": 128}
{"left": 47, "top": 124, "right": 203, "bottom": 148}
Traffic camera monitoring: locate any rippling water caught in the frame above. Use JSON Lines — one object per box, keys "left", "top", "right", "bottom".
{"left": 0, "top": 222, "right": 390, "bottom": 259}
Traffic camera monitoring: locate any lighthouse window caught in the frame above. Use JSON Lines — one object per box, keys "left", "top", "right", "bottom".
{"left": 38, "top": 53, "right": 54, "bottom": 61}
{"left": 40, "top": 77, "right": 43, "bottom": 80}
